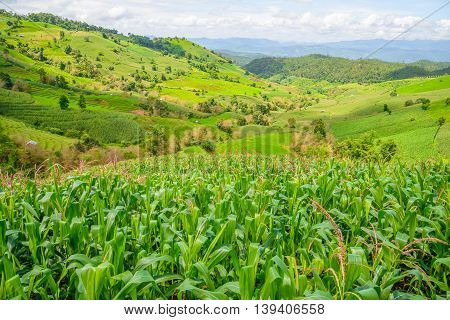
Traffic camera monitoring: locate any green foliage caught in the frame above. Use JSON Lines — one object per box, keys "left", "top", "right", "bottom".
{"left": 197, "top": 98, "right": 217, "bottom": 113}
{"left": 78, "top": 94, "right": 86, "bottom": 109}
{"left": 27, "top": 12, "right": 118, "bottom": 34}
{"left": 74, "top": 133, "right": 100, "bottom": 152}
{"left": 433, "top": 117, "right": 446, "bottom": 142}
{"left": 312, "top": 119, "right": 326, "bottom": 139}
{"left": 236, "top": 117, "right": 247, "bottom": 126}
{"left": 59, "top": 95, "right": 69, "bottom": 110}
{"left": 0, "top": 156, "right": 448, "bottom": 299}
{"left": 200, "top": 140, "right": 216, "bottom": 153}
{"left": 0, "top": 124, "right": 19, "bottom": 171}
{"left": 416, "top": 98, "right": 430, "bottom": 105}
{"left": 288, "top": 117, "right": 296, "bottom": 129}
{"left": 245, "top": 55, "right": 450, "bottom": 83}
{"left": 404, "top": 100, "right": 414, "bottom": 107}
{"left": 128, "top": 34, "right": 186, "bottom": 57}
{"left": 55, "top": 76, "right": 68, "bottom": 89}
{"left": 0, "top": 102, "right": 143, "bottom": 144}
{"left": 336, "top": 133, "right": 397, "bottom": 162}
{"left": 0, "top": 72, "right": 13, "bottom": 89}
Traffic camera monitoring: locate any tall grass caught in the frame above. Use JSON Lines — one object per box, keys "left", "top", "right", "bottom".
{"left": 0, "top": 156, "right": 448, "bottom": 299}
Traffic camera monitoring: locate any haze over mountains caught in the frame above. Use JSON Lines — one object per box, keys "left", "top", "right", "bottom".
{"left": 191, "top": 38, "right": 450, "bottom": 64}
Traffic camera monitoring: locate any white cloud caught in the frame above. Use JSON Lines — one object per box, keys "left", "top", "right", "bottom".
{"left": 5, "top": 0, "right": 450, "bottom": 41}
{"left": 107, "top": 6, "right": 128, "bottom": 19}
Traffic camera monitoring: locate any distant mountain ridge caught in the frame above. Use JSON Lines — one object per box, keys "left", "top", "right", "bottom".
{"left": 191, "top": 38, "right": 450, "bottom": 63}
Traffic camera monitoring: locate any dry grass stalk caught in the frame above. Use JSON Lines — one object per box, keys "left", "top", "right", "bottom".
{"left": 402, "top": 237, "right": 448, "bottom": 254}
{"left": 311, "top": 199, "right": 347, "bottom": 282}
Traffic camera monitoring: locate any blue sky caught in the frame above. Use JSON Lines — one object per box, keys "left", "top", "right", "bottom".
{"left": 6, "top": 0, "right": 450, "bottom": 42}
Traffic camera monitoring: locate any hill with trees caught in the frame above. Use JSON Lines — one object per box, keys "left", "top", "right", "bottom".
{"left": 0, "top": 10, "right": 448, "bottom": 174}
{"left": 245, "top": 55, "right": 449, "bottom": 83}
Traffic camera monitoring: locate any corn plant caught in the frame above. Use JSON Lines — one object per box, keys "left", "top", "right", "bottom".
{"left": 0, "top": 156, "right": 448, "bottom": 299}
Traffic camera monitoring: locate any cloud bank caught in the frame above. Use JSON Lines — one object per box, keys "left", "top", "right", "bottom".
{"left": 6, "top": 0, "right": 450, "bottom": 42}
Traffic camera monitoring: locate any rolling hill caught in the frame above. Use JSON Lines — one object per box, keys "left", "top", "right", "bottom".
{"left": 245, "top": 55, "right": 450, "bottom": 83}
{"left": 0, "top": 10, "right": 449, "bottom": 173}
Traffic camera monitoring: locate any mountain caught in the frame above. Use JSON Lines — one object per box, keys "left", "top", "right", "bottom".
{"left": 245, "top": 55, "right": 450, "bottom": 83}
{"left": 191, "top": 38, "right": 450, "bottom": 63}
{"left": 214, "top": 49, "right": 268, "bottom": 66}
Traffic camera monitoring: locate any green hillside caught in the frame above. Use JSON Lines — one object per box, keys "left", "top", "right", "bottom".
{"left": 0, "top": 10, "right": 449, "bottom": 303}
{"left": 0, "top": 10, "right": 449, "bottom": 173}
{"left": 245, "top": 55, "right": 449, "bottom": 83}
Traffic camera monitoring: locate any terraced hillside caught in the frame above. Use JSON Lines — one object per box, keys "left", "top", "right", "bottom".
{"left": 0, "top": 11, "right": 449, "bottom": 173}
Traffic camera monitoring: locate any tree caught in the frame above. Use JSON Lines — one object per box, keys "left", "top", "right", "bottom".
{"left": 55, "top": 75, "right": 68, "bottom": 89}
{"left": 201, "top": 140, "right": 216, "bottom": 153}
{"left": 446, "top": 97, "right": 450, "bottom": 106}
{"left": 38, "top": 48, "right": 46, "bottom": 61}
{"left": 416, "top": 97, "right": 430, "bottom": 105}
{"left": 237, "top": 117, "right": 247, "bottom": 126}
{"left": 0, "top": 72, "right": 13, "bottom": 89}
{"left": 255, "top": 103, "right": 270, "bottom": 115}
{"left": 433, "top": 117, "right": 445, "bottom": 142}
{"left": 312, "top": 119, "right": 326, "bottom": 138}
{"left": 59, "top": 95, "right": 69, "bottom": 110}
{"left": 335, "top": 133, "right": 397, "bottom": 162}
{"left": 64, "top": 45, "right": 72, "bottom": 54}
{"left": 288, "top": 117, "right": 296, "bottom": 129}
{"left": 78, "top": 94, "right": 86, "bottom": 109}
{"left": 37, "top": 68, "right": 47, "bottom": 83}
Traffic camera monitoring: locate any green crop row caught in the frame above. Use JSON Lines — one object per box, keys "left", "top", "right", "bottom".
{"left": 0, "top": 156, "right": 448, "bottom": 299}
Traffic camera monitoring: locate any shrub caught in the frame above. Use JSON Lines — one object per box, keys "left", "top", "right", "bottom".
{"left": 217, "top": 120, "right": 233, "bottom": 134}
{"left": 236, "top": 117, "right": 247, "bottom": 126}
{"left": 0, "top": 125, "right": 19, "bottom": 171}
{"left": 81, "top": 133, "right": 100, "bottom": 149}
{"left": 335, "top": 132, "right": 397, "bottom": 162}
{"left": 12, "top": 79, "right": 31, "bottom": 92}
{"left": 416, "top": 98, "right": 430, "bottom": 105}
{"left": 48, "top": 127, "right": 64, "bottom": 135}
{"left": 288, "top": 118, "right": 296, "bottom": 129}
{"left": 123, "top": 151, "right": 137, "bottom": 160}
{"left": 59, "top": 95, "right": 69, "bottom": 110}
{"left": 0, "top": 72, "right": 13, "bottom": 89}
{"left": 312, "top": 119, "right": 326, "bottom": 138}
{"left": 55, "top": 75, "right": 68, "bottom": 89}
{"left": 78, "top": 94, "right": 86, "bottom": 109}
{"left": 404, "top": 100, "right": 414, "bottom": 107}
{"left": 201, "top": 140, "right": 216, "bottom": 153}
{"left": 65, "top": 129, "right": 82, "bottom": 138}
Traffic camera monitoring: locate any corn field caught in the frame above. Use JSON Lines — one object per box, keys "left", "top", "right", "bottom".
{"left": 0, "top": 156, "right": 448, "bottom": 300}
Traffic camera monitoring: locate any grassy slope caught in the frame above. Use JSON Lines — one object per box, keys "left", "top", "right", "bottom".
{"left": 326, "top": 77, "right": 449, "bottom": 160}
{"left": 0, "top": 14, "right": 448, "bottom": 162}
{"left": 0, "top": 16, "right": 294, "bottom": 106}
{"left": 0, "top": 14, "right": 300, "bottom": 157}
{"left": 0, "top": 115, "right": 75, "bottom": 152}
